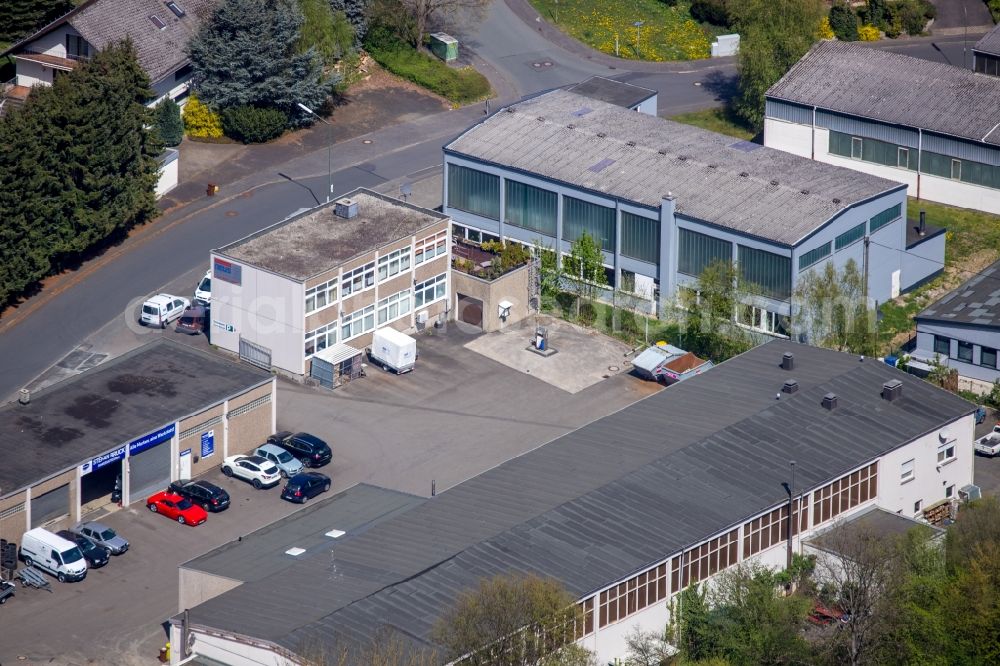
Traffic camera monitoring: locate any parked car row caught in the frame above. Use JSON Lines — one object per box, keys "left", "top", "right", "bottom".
{"left": 137, "top": 269, "right": 213, "bottom": 335}
{"left": 19, "top": 521, "right": 129, "bottom": 584}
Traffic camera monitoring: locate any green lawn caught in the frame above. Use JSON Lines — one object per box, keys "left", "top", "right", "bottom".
{"left": 368, "top": 45, "right": 491, "bottom": 106}
{"left": 669, "top": 107, "right": 756, "bottom": 141}
{"left": 528, "top": 0, "right": 711, "bottom": 61}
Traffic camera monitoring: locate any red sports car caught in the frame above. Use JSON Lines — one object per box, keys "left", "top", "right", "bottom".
{"left": 146, "top": 491, "right": 208, "bottom": 526}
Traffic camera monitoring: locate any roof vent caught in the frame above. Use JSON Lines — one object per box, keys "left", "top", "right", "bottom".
{"left": 822, "top": 393, "right": 838, "bottom": 411}
{"left": 781, "top": 352, "right": 794, "bottom": 371}
{"left": 537, "top": 116, "right": 545, "bottom": 122}
{"left": 335, "top": 197, "right": 358, "bottom": 219}
{"left": 708, "top": 164, "right": 718, "bottom": 169}
{"left": 325, "top": 529, "right": 346, "bottom": 538}
{"left": 285, "top": 547, "right": 306, "bottom": 556}
{"left": 596, "top": 132, "right": 607, "bottom": 138}
{"left": 677, "top": 155, "right": 688, "bottom": 161}
{"left": 782, "top": 379, "right": 799, "bottom": 394}
{"left": 832, "top": 198, "right": 841, "bottom": 204}
{"left": 882, "top": 379, "right": 903, "bottom": 402}
{"left": 567, "top": 123, "right": 576, "bottom": 129}
{"left": 505, "top": 106, "right": 516, "bottom": 113}
{"left": 625, "top": 140, "right": 636, "bottom": 147}
{"left": 739, "top": 171, "right": 749, "bottom": 177}
{"left": 770, "top": 179, "right": 779, "bottom": 186}
{"left": 801, "top": 189, "right": 810, "bottom": 195}
{"left": 18, "top": 388, "right": 29, "bottom": 405}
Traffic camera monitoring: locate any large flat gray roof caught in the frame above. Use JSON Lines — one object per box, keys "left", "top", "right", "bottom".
{"left": 975, "top": 23, "right": 1000, "bottom": 57}
{"left": 0, "top": 339, "right": 270, "bottom": 497}
{"left": 182, "top": 483, "right": 423, "bottom": 584}
{"left": 916, "top": 259, "right": 1000, "bottom": 329}
{"left": 218, "top": 189, "right": 447, "bottom": 280}
{"left": 181, "top": 340, "right": 972, "bottom": 657}
{"left": 445, "top": 89, "right": 901, "bottom": 246}
{"left": 767, "top": 41, "right": 1000, "bottom": 146}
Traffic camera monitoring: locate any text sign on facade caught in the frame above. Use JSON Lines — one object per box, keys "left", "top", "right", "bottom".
{"left": 201, "top": 430, "right": 215, "bottom": 459}
{"left": 213, "top": 257, "right": 242, "bottom": 285}
{"left": 83, "top": 423, "right": 176, "bottom": 475}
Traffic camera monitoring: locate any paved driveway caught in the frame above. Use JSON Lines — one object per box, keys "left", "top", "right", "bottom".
{"left": 0, "top": 326, "right": 657, "bottom": 664}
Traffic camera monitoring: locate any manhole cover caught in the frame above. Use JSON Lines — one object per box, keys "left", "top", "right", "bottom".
{"left": 225, "top": 210, "right": 239, "bottom": 217}
{"left": 362, "top": 139, "right": 373, "bottom": 144}
{"left": 531, "top": 61, "right": 554, "bottom": 68}
{"left": 608, "top": 365, "right": 620, "bottom": 372}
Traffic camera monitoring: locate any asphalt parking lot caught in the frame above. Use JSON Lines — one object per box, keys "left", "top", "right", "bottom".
{"left": 0, "top": 324, "right": 658, "bottom": 664}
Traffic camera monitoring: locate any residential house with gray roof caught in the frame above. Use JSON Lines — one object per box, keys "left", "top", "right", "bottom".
{"left": 168, "top": 339, "right": 976, "bottom": 665}
{"left": 913, "top": 259, "right": 1000, "bottom": 388}
{"left": 443, "top": 88, "right": 939, "bottom": 337}
{"left": 765, "top": 40, "right": 1000, "bottom": 216}
{"left": 974, "top": 23, "right": 1000, "bottom": 76}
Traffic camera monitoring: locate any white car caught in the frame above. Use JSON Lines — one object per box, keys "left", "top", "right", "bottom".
{"left": 194, "top": 271, "right": 211, "bottom": 305}
{"left": 140, "top": 294, "right": 190, "bottom": 328}
{"left": 975, "top": 425, "right": 1000, "bottom": 457}
{"left": 222, "top": 455, "right": 281, "bottom": 489}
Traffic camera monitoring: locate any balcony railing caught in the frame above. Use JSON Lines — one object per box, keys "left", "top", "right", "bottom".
{"left": 18, "top": 48, "right": 89, "bottom": 62}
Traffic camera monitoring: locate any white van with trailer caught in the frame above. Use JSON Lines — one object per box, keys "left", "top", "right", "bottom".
{"left": 370, "top": 327, "right": 417, "bottom": 374}
{"left": 19, "top": 528, "right": 88, "bottom": 582}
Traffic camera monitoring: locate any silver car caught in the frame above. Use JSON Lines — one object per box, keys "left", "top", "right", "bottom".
{"left": 254, "top": 443, "right": 304, "bottom": 478}
{"left": 73, "top": 521, "right": 129, "bottom": 555}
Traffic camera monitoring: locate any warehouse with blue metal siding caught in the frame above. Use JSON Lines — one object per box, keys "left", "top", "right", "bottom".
{"left": 441, "top": 88, "right": 940, "bottom": 337}
{"left": 765, "top": 40, "right": 1000, "bottom": 216}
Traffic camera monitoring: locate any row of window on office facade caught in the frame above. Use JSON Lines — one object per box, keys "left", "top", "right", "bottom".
{"left": 573, "top": 463, "right": 878, "bottom": 637}
{"left": 304, "top": 273, "right": 447, "bottom": 357}
{"left": 449, "top": 164, "right": 795, "bottom": 302}
{"left": 933, "top": 334, "right": 999, "bottom": 370}
{"left": 830, "top": 130, "right": 1000, "bottom": 191}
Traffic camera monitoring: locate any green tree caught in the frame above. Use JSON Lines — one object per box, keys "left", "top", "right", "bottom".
{"left": 432, "top": 573, "right": 583, "bottom": 666}
{"left": 564, "top": 232, "right": 608, "bottom": 308}
{"left": 673, "top": 259, "right": 756, "bottom": 362}
{"left": 0, "top": 0, "right": 72, "bottom": 42}
{"left": 730, "top": 0, "right": 824, "bottom": 130}
{"left": 0, "top": 40, "right": 160, "bottom": 307}
{"left": 188, "top": 0, "right": 335, "bottom": 127}
{"left": 154, "top": 98, "right": 184, "bottom": 146}
{"left": 861, "top": 0, "right": 889, "bottom": 28}
{"left": 298, "top": 0, "right": 355, "bottom": 65}
{"left": 792, "top": 259, "right": 877, "bottom": 355}
{"left": 829, "top": 1, "right": 859, "bottom": 41}
{"left": 676, "top": 585, "right": 717, "bottom": 662}
{"left": 330, "top": 0, "right": 372, "bottom": 45}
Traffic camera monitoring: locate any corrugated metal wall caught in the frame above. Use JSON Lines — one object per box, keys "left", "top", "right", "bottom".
{"left": 765, "top": 99, "right": 813, "bottom": 125}
{"left": 922, "top": 132, "right": 1000, "bottom": 166}
{"left": 816, "top": 111, "right": 919, "bottom": 148}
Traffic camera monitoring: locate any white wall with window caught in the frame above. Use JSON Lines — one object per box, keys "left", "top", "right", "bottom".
{"left": 305, "top": 279, "right": 338, "bottom": 314}
{"left": 377, "top": 289, "right": 411, "bottom": 325}
{"left": 341, "top": 305, "right": 375, "bottom": 342}
{"left": 378, "top": 247, "right": 411, "bottom": 282}
{"left": 914, "top": 322, "right": 1000, "bottom": 384}
{"left": 414, "top": 273, "right": 447, "bottom": 309}
{"left": 305, "top": 323, "right": 337, "bottom": 358}
{"left": 415, "top": 230, "right": 448, "bottom": 265}
{"left": 341, "top": 261, "right": 375, "bottom": 297}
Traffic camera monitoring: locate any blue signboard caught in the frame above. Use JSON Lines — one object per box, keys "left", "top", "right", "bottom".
{"left": 83, "top": 423, "right": 176, "bottom": 475}
{"left": 201, "top": 430, "right": 215, "bottom": 459}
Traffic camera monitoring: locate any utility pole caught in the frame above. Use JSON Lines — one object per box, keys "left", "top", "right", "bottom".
{"left": 297, "top": 103, "right": 333, "bottom": 203}
{"left": 786, "top": 460, "right": 796, "bottom": 574}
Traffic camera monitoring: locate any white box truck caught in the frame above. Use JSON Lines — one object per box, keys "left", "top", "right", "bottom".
{"left": 19, "top": 528, "right": 88, "bottom": 582}
{"left": 370, "top": 327, "right": 417, "bottom": 374}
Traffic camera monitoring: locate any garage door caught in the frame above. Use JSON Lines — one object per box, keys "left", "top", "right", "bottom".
{"left": 129, "top": 441, "right": 171, "bottom": 503}
{"left": 31, "top": 484, "right": 69, "bottom": 528}
{"left": 457, "top": 294, "right": 483, "bottom": 329}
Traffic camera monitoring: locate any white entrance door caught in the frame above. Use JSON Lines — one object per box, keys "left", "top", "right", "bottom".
{"left": 178, "top": 449, "right": 192, "bottom": 481}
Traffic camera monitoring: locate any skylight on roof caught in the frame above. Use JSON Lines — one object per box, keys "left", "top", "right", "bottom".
{"left": 325, "top": 529, "right": 346, "bottom": 538}
{"left": 588, "top": 158, "right": 616, "bottom": 173}
{"left": 728, "top": 140, "right": 762, "bottom": 153}
{"left": 149, "top": 14, "right": 166, "bottom": 29}
{"left": 165, "top": 1, "right": 186, "bottom": 17}
{"left": 285, "top": 547, "right": 306, "bottom": 556}
{"left": 571, "top": 106, "right": 593, "bottom": 117}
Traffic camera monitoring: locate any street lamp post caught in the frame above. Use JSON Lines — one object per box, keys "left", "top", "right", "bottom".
{"left": 297, "top": 102, "right": 333, "bottom": 203}
{"left": 633, "top": 20, "right": 644, "bottom": 57}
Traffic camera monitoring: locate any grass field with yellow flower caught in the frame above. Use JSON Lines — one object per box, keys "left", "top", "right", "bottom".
{"left": 529, "top": 0, "right": 712, "bottom": 61}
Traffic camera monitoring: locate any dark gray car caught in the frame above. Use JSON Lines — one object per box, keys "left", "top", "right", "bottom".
{"left": 72, "top": 521, "right": 129, "bottom": 555}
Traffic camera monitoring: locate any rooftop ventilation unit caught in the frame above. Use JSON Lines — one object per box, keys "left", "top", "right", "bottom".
{"left": 882, "top": 379, "right": 903, "bottom": 402}
{"left": 335, "top": 198, "right": 358, "bottom": 219}
{"left": 739, "top": 171, "right": 749, "bottom": 177}
{"left": 567, "top": 123, "right": 576, "bottom": 129}
{"left": 770, "top": 179, "right": 779, "bottom": 186}
{"left": 822, "top": 393, "right": 838, "bottom": 411}
{"left": 801, "top": 189, "right": 810, "bottom": 195}
{"left": 325, "top": 529, "right": 346, "bottom": 538}
{"left": 18, "top": 388, "right": 29, "bottom": 405}
{"left": 781, "top": 352, "right": 794, "bottom": 371}
{"left": 677, "top": 155, "right": 688, "bottom": 161}
{"left": 657, "top": 149, "right": 667, "bottom": 155}
{"left": 536, "top": 116, "right": 545, "bottom": 122}
{"left": 782, "top": 379, "right": 799, "bottom": 394}
{"left": 832, "top": 198, "right": 842, "bottom": 204}
{"left": 285, "top": 547, "right": 306, "bottom": 556}
{"left": 596, "top": 132, "right": 607, "bottom": 138}
{"left": 625, "top": 140, "right": 636, "bottom": 147}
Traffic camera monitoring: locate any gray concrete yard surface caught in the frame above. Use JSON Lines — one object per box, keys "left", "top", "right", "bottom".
{"left": 0, "top": 325, "right": 658, "bottom": 664}
{"left": 464, "top": 315, "right": 634, "bottom": 394}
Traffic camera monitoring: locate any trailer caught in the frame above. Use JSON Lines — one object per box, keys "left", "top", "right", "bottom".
{"left": 369, "top": 327, "right": 417, "bottom": 374}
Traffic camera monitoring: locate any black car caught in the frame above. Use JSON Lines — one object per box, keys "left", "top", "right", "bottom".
{"left": 280, "top": 472, "right": 331, "bottom": 503}
{"left": 168, "top": 479, "right": 231, "bottom": 512}
{"left": 268, "top": 431, "right": 332, "bottom": 468}
{"left": 56, "top": 530, "right": 110, "bottom": 569}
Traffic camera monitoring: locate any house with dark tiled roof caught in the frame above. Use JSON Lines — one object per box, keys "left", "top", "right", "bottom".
{"left": 913, "top": 259, "right": 1000, "bottom": 388}
{"left": 765, "top": 40, "right": 1000, "bottom": 216}
{"left": 1, "top": 0, "right": 215, "bottom": 114}
{"left": 973, "top": 23, "right": 1000, "bottom": 76}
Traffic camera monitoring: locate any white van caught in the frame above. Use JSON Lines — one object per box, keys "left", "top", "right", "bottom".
{"left": 20, "top": 528, "right": 88, "bottom": 582}
{"left": 140, "top": 293, "right": 190, "bottom": 328}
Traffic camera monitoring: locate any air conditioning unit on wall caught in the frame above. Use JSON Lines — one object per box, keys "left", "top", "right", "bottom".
{"left": 416, "top": 310, "right": 429, "bottom": 324}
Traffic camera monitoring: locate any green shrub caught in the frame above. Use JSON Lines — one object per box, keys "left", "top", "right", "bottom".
{"left": 368, "top": 45, "right": 491, "bottom": 105}
{"left": 829, "top": 1, "right": 859, "bottom": 41}
{"left": 887, "top": 0, "right": 934, "bottom": 35}
{"left": 858, "top": 23, "right": 880, "bottom": 40}
{"left": 221, "top": 105, "right": 289, "bottom": 143}
{"left": 154, "top": 98, "right": 184, "bottom": 146}
{"left": 690, "top": 0, "right": 730, "bottom": 26}
{"left": 579, "top": 302, "right": 597, "bottom": 326}
{"left": 991, "top": 0, "right": 1000, "bottom": 22}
